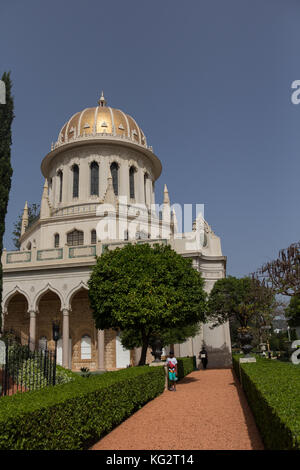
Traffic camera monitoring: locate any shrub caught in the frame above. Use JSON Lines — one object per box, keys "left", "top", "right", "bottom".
{"left": 232, "top": 354, "right": 300, "bottom": 450}
{"left": 0, "top": 365, "right": 164, "bottom": 450}
{"left": 55, "top": 365, "right": 77, "bottom": 385}
{"left": 177, "top": 356, "right": 196, "bottom": 380}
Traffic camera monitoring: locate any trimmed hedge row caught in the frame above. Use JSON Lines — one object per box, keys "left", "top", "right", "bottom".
{"left": 0, "top": 366, "right": 165, "bottom": 450}
{"left": 232, "top": 354, "right": 300, "bottom": 450}
{"left": 177, "top": 356, "right": 196, "bottom": 380}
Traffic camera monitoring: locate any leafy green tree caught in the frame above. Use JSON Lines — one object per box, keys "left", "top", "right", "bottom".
{"left": 207, "top": 276, "right": 275, "bottom": 331}
{"left": 286, "top": 295, "right": 300, "bottom": 328}
{"left": 88, "top": 243, "right": 207, "bottom": 365}
{"left": 0, "top": 72, "right": 14, "bottom": 329}
{"left": 12, "top": 203, "right": 40, "bottom": 249}
{"left": 119, "top": 322, "right": 201, "bottom": 351}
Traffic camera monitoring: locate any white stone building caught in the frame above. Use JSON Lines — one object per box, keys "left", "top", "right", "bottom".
{"left": 1, "top": 93, "right": 231, "bottom": 370}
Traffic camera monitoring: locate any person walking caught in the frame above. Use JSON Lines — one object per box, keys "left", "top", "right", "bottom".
{"left": 199, "top": 346, "right": 208, "bottom": 370}
{"left": 165, "top": 350, "right": 178, "bottom": 391}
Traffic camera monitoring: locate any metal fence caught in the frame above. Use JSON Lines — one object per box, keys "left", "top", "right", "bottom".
{"left": 0, "top": 334, "right": 57, "bottom": 397}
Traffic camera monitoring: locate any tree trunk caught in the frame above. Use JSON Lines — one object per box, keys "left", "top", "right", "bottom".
{"left": 138, "top": 330, "right": 149, "bottom": 366}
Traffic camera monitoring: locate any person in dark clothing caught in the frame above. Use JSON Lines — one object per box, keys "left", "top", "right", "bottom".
{"left": 199, "top": 347, "right": 208, "bottom": 370}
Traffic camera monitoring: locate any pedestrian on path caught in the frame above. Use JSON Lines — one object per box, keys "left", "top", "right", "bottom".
{"left": 199, "top": 346, "right": 208, "bottom": 370}
{"left": 166, "top": 351, "right": 178, "bottom": 391}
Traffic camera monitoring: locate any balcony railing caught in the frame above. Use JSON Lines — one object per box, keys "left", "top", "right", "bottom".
{"left": 3, "top": 239, "right": 168, "bottom": 269}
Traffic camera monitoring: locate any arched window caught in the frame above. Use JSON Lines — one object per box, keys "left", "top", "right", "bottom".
{"left": 90, "top": 162, "right": 99, "bottom": 196}
{"left": 129, "top": 166, "right": 136, "bottom": 199}
{"left": 144, "top": 172, "right": 148, "bottom": 204}
{"left": 26, "top": 242, "right": 32, "bottom": 251}
{"left": 72, "top": 164, "right": 79, "bottom": 198}
{"left": 110, "top": 162, "right": 119, "bottom": 196}
{"left": 58, "top": 170, "right": 63, "bottom": 202}
{"left": 81, "top": 335, "right": 91, "bottom": 360}
{"left": 54, "top": 233, "right": 60, "bottom": 248}
{"left": 91, "top": 229, "right": 96, "bottom": 244}
{"left": 67, "top": 229, "right": 84, "bottom": 246}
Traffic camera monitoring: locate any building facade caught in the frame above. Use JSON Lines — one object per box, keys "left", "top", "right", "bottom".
{"left": 1, "top": 93, "right": 232, "bottom": 370}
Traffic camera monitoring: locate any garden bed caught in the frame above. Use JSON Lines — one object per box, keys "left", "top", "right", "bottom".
{"left": 0, "top": 365, "right": 165, "bottom": 450}
{"left": 232, "top": 354, "right": 300, "bottom": 450}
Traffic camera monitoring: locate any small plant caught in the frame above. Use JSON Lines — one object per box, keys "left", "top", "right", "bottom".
{"left": 56, "top": 367, "right": 74, "bottom": 384}
{"left": 80, "top": 367, "right": 91, "bottom": 378}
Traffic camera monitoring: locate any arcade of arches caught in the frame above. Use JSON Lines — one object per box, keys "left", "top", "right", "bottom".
{"left": 3, "top": 288, "right": 137, "bottom": 371}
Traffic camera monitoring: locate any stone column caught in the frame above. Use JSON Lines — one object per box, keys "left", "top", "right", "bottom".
{"left": 97, "top": 329, "right": 105, "bottom": 370}
{"left": 80, "top": 161, "right": 89, "bottom": 202}
{"left": 138, "top": 169, "right": 145, "bottom": 205}
{"left": 119, "top": 161, "right": 129, "bottom": 201}
{"left": 62, "top": 308, "right": 70, "bottom": 369}
{"left": 29, "top": 310, "right": 37, "bottom": 352}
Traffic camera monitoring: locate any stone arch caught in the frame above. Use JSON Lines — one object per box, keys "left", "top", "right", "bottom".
{"left": 3, "top": 286, "right": 31, "bottom": 314}
{"left": 69, "top": 286, "right": 97, "bottom": 371}
{"left": 33, "top": 283, "right": 64, "bottom": 312}
{"left": 35, "top": 285, "right": 64, "bottom": 353}
{"left": 3, "top": 289, "right": 30, "bottom": 344}
{"left": 66, "top": 281, "right": 88, "bottom": 310}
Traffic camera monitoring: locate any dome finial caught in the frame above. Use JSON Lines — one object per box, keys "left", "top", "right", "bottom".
{"left": 98, "top": 91, "right": 107, "bottom": 107}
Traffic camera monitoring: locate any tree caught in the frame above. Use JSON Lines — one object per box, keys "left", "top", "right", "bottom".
{"left": 286, "top": 295, "right": 300, "bottom": 328}
{"left": 207, "top": 276, "right": 275, "bottom": 332}
{"left": 88, "top": 243, "right": 207, "bottom": 365}
{"left": 258, "top": 242, "right": 300, "bottom": 297}
{"left": 0, "top": 72, "right": 14, "bottom": 329}
{"left": 119, "top": 322, "right": 201, "bottom": 352}
{"left": 12, "top": 203, "right": 40, "bottom": 249}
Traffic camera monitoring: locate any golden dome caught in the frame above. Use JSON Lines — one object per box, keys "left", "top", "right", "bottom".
{"left": 56, "top": 92, "right": 148, "bottom": 148}
{"left": 43, "top": 94, "right": 162, "bottom": 180}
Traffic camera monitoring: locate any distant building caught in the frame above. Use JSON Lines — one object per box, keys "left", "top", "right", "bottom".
{"left": 272, "top": 315, "right": 288, "bottom": 334}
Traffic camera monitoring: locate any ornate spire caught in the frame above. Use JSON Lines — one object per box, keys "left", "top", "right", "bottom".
{"left": 21, "top": 201, "right": 29, "bottom": 236}
{"left": 40, "top": 179, "right": 51, "bottom": 219}
{"left": 98, "top": 91, "right": 107, "bottom": 107}
{"left": 163, "top": 184, "right": 170, "bottom": 205}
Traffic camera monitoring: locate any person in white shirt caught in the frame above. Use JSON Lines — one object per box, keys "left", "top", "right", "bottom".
{"left": 165, "top": 351, "right": 178, "bottom": 391}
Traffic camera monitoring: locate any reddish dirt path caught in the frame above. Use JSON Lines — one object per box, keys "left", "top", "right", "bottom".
{"left": 91, "top": 369, "right": 263, "bottom": 450}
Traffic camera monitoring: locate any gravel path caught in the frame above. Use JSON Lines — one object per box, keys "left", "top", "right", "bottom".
{"left": 91, "top": 369, "right": 263, "bottom": 450}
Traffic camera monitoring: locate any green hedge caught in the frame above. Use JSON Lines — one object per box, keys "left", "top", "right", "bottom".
{"left": 232, "top": 354, "right": 300, "bottom": 450}
{"left": 177, "top": 356, "right": 196, "bottom": 380}
{"left": 0, "top": 366, "right": 165, "bottom": 450}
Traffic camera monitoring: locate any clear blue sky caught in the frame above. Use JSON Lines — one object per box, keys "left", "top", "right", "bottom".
{"left": 1, "top": 0, "right": 300, "bottom": 277}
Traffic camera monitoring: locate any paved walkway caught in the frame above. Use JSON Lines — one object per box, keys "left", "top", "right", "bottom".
{"left": 91, "top": 369, "right": 263, "bottom": 450}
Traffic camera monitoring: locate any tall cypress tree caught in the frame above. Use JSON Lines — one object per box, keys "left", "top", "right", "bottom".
{"left": 0, "top": 72, "right": 14, "bottom": 329}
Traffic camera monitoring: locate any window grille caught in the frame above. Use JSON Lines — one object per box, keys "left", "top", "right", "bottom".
{"left": 144, "top": 173, "right": 148, "bottom": 204}
{"left": 72, "top": 164, "right": 79, "bottom": 198}
{"left": 54, "top": 233, "right": 59, "bottom": 248}
{"left": 129, "top": 166, "right": 136, "bottom": 199}
{"left": 91, "top": 229, "right": 97, "bottom": 244}
{"left": 90, "top": 162, "right": 99, "bottom": 196}
{"left": 67, "top": 229, "right": 84, "bottom": 246}
{"left": 58, "top": 170, "right": 63, "bottom": 202}
{"left": 110, "top": 162, "right": 119, "bottom": 196}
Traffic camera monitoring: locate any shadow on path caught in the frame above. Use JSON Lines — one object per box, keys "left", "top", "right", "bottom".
{"left": 230, "top": 370, "right": 264, "bottom": 450}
